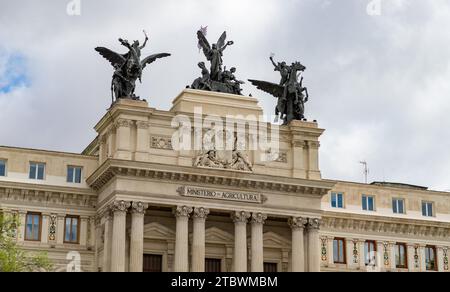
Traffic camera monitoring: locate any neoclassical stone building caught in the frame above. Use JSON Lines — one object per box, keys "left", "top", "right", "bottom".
{"left": 0, "top": 90, "right": 449, "bottom": 272}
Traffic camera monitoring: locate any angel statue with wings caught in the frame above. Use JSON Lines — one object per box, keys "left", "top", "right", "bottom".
{"left": 249, "top": 56, "right": 309, "bottom": 125}
{"left": 95, "top": 31, "right": 171, "bottom": 103}
{"left": 197, "top": 30, "right": 234, "bottom": 80}
{"left": 190, "top": 29, "right": 243, "bottom": 95}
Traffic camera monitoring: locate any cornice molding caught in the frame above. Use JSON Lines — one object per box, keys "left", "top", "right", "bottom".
{"left": 322, "top": 214, "right": 450, "bottom": 238}
{"left": 87, "top": 159, "right": 335, "bottom": 196}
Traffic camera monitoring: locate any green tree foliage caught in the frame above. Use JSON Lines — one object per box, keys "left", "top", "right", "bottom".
{"left": 0, "top": 213, "right": 53, "bottom": 272}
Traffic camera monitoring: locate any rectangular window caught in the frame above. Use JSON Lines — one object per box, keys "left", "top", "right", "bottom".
{"left": 143, "top": 254, "right": 163, "bottom": 272}
{"left": 205, "top": 259, "right": 222, "bottom": 272}
{"left": 331, "top": 193, "right": 344, "bottom": 209}
{"left": 67, "top": 166, "right": 82, "bottom": 183}
{"left": 29, "top": 162, "right": 45, "bottom": 180}
{"left": 333, "top": 238, "right": 346, "bottom": 264}
{"left": 0, "top": 160, "right": 6, "bottom": 176}
{"left": 25, "top": 213, "right": 41, "bottom": 241}
{"left": 395, "top": 243, "right": 408, "bottom": 269}
{"left": 425, "top": 246, "right": 437, "bottom": 271}
{"left": 64, "top": 216, "right": 79, "bottom": 244}
{"left": 422, "top": 202, "right": 434, "bottom": 217}
{"left": 364, "top": 241, "right": 377, "bottom": 266}
{"left": 393, "top": 198, "right": 405, "bottom": 214}
{"left": 362, "top": 195, "right": 375, "bottom": 211}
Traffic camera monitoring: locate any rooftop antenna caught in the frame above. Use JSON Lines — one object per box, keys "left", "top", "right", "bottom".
{"left": 359, "top": 161, "right": 369, "bottom": 184}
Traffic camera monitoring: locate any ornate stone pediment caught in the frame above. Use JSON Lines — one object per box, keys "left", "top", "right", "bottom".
{"left": 262, "top": 232, "right": 291, "bottom": 248}
{"left": 143, "top": 222, "right": 175, "bottom": 240}
{"left": 205, "top": 227, "right": 234, "bottom": 244}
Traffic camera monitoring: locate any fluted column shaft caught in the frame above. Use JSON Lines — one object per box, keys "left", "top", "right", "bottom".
{"left": 102, "top": 212, "right": 113, "bottom": 272}
{"left": 232, "top": 211, "right": 251, "bottom": 272}
{"left": 307, "top": 218, "right": 321, "bottom": 272}
{"left": 289, "top": 217, "right": 308, "bottom": 272}
{"left": 251, "top": 213, "right": 267, "bottom": 272}
{"left": 192, "top": 207, "right": 210, "bottom": 272}
{"left": 129, "top": 202, "right": 148, "bottom": 272}
{"left": 110, "top": 201, "right": 130, "bottom": 272}
{"left": 174, "top": 206, "right": 193, "bottom": 272}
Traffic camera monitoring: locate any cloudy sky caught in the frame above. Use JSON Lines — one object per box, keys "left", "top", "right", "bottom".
{"left": 1, "top": 0, "right": 449, "bottom": 191}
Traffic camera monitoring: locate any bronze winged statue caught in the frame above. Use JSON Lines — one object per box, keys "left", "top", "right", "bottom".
{"left": 95, "top": 31, "right": 170, "bottom": 103}
{"left": 249, "top": 57, "right": 309, "bottom": 125}
{"left": 190, "top": 29, "right": 243, "bottom": 95}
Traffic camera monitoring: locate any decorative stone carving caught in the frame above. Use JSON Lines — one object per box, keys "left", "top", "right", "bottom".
{"left": 250, "top": 213, "right": 267, "bottom": 225}
{"left": 307, "top": 218, "right": 321, "bottom": 230}
{"left": 193, "top": 137, "right": 253, "bottom": 172}
{"left": 414, "top": 245, "right": 420, "bottom": 268}
{"left": 110, "top": 200, "right": 131, "bottom": 213}
{"left": 115, "top": 119, "right": 133, "bottom": 128}
{"left": 266, "top": 149, "right": 288, "bottom": 163}
{"left": 193, "top": 207, "right": 210, "bottom": 220}
{"left": 383, "top": 242, "right": 390, "bottom": 266}
{"left": 320, "top": 237, "right": 328, "bottom": 262}
{"left": 130, "top": 201, "right": 149, "bottom": 215}
{"left": 353, "top": 240, "right": 359, "bottom": 264}
{"left": 173, "top": 206, "right": 193, "bottom": 218}
{"left": 49, "top": 215, "right": 57, "bottom": 241}
{"left": 231, "top": 211, "right": 251, "bottom": 223}
{"left": 443, "top": 248, "right": 449, "bottom": 271}
{"left": 136, "top": 121, "right": 150, "bottom": 130}
{"left": 151, "top": 136, "right": 173, "bottom": 150}
{"left": 288, "top": 217, "right": 308, "bottom": 230}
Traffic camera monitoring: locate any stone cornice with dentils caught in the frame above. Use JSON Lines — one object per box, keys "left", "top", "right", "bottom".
{"left": 87, "top": 159, "right": 335, "bottom": 195}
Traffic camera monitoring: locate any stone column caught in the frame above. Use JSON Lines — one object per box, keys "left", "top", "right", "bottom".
{"left": 135, "top": 121, "right": 150, "bottom": 162}
{"left": 115, "top": 119, "right": 132, "bottom": 160}
{"left": 251, "top": 212, "right": 267, "bottom": 272}
{"left": 89, "top": 216, "right": 96, "bottom": 250}
{"left": 288, "top": 217, "right": 308, "bottom": 272}
{"left": 419, "top": 244, "right": 427, "bottom": 272}
{"left": 102, "top": 212, "right": 113, "bottom": 272}
{"left": 41, "top": 214, "right": 50, "bottom": 244}
{"left": 191, "top": 207, "right": 210, "bottom": 272}
{"left": 327, "top": 237, "right": 335, "bottom": 267}
{"left": 307, "top": 141, "right": 321, "bottom": 180}
{"left": 17, "top": 211, "right": 27, "bottom": 242}
{"left": 174, "top": 206, "right": 193, "bottom": 272}
{"left": 110, "top": 201, "right": 131, "bottom": 272}
{"left": 80, "top": 216, "right": 89, "bottom": 246}
{"left": 307, "top": 218, "right": 321, "bottom": 272}
{"left": 389, "top": 242, "right": 397, "bottom": 271}
{"left": 231, "top": 211, "right": 251, "bottom": 272}
{"left": 56, "top": 214, "right": 65, "bottom": 245}
{"left": 129, "top": 202, "right": 148, "bottom": 272}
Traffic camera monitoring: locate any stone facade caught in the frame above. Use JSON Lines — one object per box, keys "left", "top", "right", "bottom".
{"left": 0, "top": 89, "right": 449, "bottom": 272}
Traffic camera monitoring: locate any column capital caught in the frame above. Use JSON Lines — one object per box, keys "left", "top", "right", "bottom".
{"left": 110, "top": 200, "right": 131, "bottom": 214}
{"left": 193, "top": 207, "right": 210, "bottom": 220}
{"left": 231, "top": 211, "right": 251, "bottom": 223}
{"left": 251, "top": 212, "right": 267, "bottom": 225}
{"left": 115, "top": 118, "right": 133, "bottom": 128}
{"left": 173, "top": 206, "right": 193, "bottom": 218}
{"left": 136, "top": 121, "right": 150, "bottom": 129}
{"left": 307, "top": 218, "right": 321, "bottom": 230}
{"left": 288, "top": 217, "right": 308, "bottom": 230}
{"left": 131, "top": 201, "right": 149, "bottom": 215}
